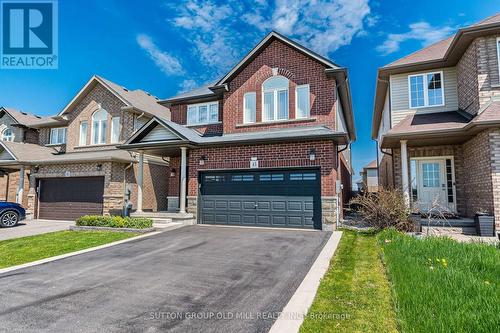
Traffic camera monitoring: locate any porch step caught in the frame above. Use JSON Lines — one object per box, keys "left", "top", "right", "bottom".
{"left": 421, "top": 218, "right": 475, "bottom": 228}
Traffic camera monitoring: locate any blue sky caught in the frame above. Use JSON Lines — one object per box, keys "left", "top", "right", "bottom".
{"left": 1, "top": 0, "right": 500, "bottom": 179}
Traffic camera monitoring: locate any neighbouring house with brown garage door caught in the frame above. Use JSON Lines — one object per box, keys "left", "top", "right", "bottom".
{"left": 373, "top": 13, "right": 500, "bottom": 230}
{"left": 0, "top": 75, "right": 171, "bottom": 220}
{"left": 120, "top": 31, "right": 356, "bottom": 229}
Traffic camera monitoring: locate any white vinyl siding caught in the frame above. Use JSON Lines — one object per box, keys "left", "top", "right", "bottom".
{"left": 50, "top": 127, "right": 67, "bottom": 145}
{"left": 79, "top": 121, "right": 88, "bottom": 146}
{"left": 142, "top": 124, "right": 180, "bottom": 142}
{"left": 390, "top": 67, "right": 458, "bottom": 127}
{"left": 296, "top": 84, "right": 310, "bottom": 118}
{"left": 335, "top": 89, "right": 347, "bottom": 133}
{"left": 187, "top": 102, "right": 219, "bottom": 126}
{"left": 497, "top": 37, "right": 500, "bottom": 82}
{"left": 111, "top": 117, "right": 121, "bottom": 143}
{"left": 243, "top": 92, "right": 256, "bottom": 123}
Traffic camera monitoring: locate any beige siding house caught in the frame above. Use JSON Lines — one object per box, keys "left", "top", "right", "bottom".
{"left": 373, "top": 13, "right": 500, "bottom": 230}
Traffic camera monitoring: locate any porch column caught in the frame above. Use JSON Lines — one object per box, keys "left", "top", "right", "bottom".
{"left": 137, "top": 152, "right": 144, "bottom": 212}
{"left": 400, "top": 140, "right": 410, "bottom": 207}
{"left": 179, "top": 147, "right": 187, "bottom": 214}
{"left": 16, "top": 165, "right": 24, "bottom": 204}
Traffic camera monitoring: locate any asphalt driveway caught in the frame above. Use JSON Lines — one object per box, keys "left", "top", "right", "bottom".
{"left": 0, "top": 219, "right": 74, "bottom": 241}
{"left": 0, "top": 225, "right": 330, "bottom": 333}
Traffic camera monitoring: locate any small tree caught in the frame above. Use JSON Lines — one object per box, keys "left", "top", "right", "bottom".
{"left": 349, "top": 188, "right": 413, "bottom": 232}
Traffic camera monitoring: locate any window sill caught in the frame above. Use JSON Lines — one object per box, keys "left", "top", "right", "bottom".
{"left": 236, "top": 117, "right": 316, "bottom": 128}
{"left": 45, "top": 143, "right": 66, "bottom": 147}
{"left": 186, "top": 121, "right": 222, "bottom": 128}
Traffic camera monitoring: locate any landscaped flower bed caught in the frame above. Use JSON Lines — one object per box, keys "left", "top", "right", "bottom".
{"left": 378, "top": 228, "right": 499, "bottom": 333}
{"left": 75, "top": 216, "right": 153, "bottom": 229}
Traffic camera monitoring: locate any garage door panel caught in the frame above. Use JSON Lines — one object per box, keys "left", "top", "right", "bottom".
{"left": 38, "top": 177, "right": 104, "bottom": 221}
{"left": 200, "top": 169, "right": 321, "bottom": 230}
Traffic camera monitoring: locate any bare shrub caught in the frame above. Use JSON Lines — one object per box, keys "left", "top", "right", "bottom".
{"left": 349, "top": 189, "right": 413, "bottom": 232}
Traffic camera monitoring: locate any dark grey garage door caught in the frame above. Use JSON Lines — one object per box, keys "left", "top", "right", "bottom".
{"left": 199, "top": 169, "right": 322, "bottom": 229}
{"left": 38, "top": 177, "right": 105, "bottom": 220}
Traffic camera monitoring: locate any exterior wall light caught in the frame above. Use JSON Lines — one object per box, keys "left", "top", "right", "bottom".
{"left": 309, "top": 149, "right": 316, "bottom": 161}
{"left": 96, "top": 164, "right": 103, "bottom": 171}
{"left": 170, "top": 168, "right": 176, "bottom": 177}
{"left": 199, "top": 156, "right": 207, "bottom": 166}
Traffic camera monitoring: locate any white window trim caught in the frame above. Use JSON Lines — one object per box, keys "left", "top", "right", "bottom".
{"left": 243, "top": 92, "right": 256, "bottom": 124}
{"left": 295, "top": 84, "right": 310, "bottom": 119}
{"left": 261, "top": 77, "right": 289, "bottom": 122}
{"left": 1, "top": 128, "right": 14, "bottom": 141}
{"left": 407, "top": 71, "right": 445, "bottom": 109}
{"left": 49, "top": 127, "right": 67, "bottom": 145}
{"left": 496, "top": 37, "right": 500, "bottom": 82}
{"left": 91, "top": 109, "right": 108, "bottom": 145}
{"left": 79, "top": 121, "right": 88, "bottom": 146}
{"left": 111, "top": 117, "right": 121, "bottom": 143}
{"left": 186, "top": 101, "right": 219, "bottom": 126}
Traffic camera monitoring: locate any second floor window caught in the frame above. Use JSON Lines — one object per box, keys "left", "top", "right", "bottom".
{"left": 262, "top": 76, "right": 289, "bottom": 121}
{"left": 409, "top": 72, "right": 444, "bottom": 108}
{"left": 296, "top": 84, "right": 310, "bottom": 118}
{"left": 2, "top": 128, "right": 13, "bottom": 141}
{"left": 187, "top": 102, "right": 218, "bottom": 126}
{"left": 92, "top": 108, "right": 108, "bottom": 145}
{"left": 111, "top": 117, "right": 121, "bottom": 143}
{"left": 50, "top": 127, "right": 67, "bottom": 145}
{"left": 244, "top": 92, "right": 256, "bottom": 123}
{"left": 79, "top": 121, "right": 88, "bottom": 146}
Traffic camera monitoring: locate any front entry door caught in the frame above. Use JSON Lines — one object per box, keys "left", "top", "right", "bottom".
{"left": 416, "top": 159, "right": 449, "bottom": 212}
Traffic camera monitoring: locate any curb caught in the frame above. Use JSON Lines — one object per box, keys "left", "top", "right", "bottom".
{"left": 0, "top": 230, "right": 164, "bottom": 275}
{"left": 268, "top": 231, "right": 343, "bottom": 333}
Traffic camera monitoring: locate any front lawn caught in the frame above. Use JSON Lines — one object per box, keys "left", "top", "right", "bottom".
{"left": 379, "top": 229, "right": 500, "bottom": 333}
{"left": 0, "top": 231, "right": 137, "bottom": 269}
{"left": 300, "top": 231, "right": 398, "bottom": 332}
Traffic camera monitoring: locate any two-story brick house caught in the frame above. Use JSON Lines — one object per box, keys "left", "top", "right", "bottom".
{"left": 373, "top": 13, "right": 500, "bottom": 229}
{"left": 122, "top": 31, "right": 356, "bottom": 229}
{"left": 0, "top": 76, "right": 171, "bottom": 219}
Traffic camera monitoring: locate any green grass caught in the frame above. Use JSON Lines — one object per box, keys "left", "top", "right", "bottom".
{"left": 0, "top": 230, "right": 137, "bottom": 269}
{"left": 379, "top": 229, "right": 500, "bottom": 333}
{"left": 300, "top": 230, "right": 399, "bottom": 333}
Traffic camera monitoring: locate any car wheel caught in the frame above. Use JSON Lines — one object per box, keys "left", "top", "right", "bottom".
{"left": 0, "top": 211, "right": 19, "bottom": 228}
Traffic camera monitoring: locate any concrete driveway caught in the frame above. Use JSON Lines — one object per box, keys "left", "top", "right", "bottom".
{"left": 0, "top": 225, "right": 330, "bottom": 333}
{"left": 0, "top": 219, "right": 74, "bottom": 241}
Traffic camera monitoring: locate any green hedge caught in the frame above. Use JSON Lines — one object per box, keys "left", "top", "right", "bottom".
{"left": 75, "top": 216, "right": 153, "bottom": 229}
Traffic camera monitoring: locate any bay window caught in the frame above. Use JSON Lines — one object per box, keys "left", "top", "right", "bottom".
{"left": 243, "top": 92, "right": 256, "bottom": 123}
{"left": 262, "top": 76, "right": 289, "bottom": 121}
{"left": 187, "top": 102, "right": 219, "bottom": 125}
{"left": 92, "top": 108, "right": 108, "bottom": 145}
{"left": 50, "top": 127, "right": 67, "bottom": 145}
{"left": 296, "top": 84, "right": 310, "bottom": 118}
{"left": 408, "top": 71, "right": 444, "bottom": 108}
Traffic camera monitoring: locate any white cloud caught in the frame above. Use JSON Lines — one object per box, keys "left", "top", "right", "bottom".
{"left": 376, "top": 22, "right": 454, "bottom": 55}
{"left": 178, "top": 79, "right": 198, "bottom": 93}
{"left": 136, "top": 34, "right": 184, "bottom": 75}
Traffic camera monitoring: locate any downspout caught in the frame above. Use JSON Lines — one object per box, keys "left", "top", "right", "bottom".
{"left": 123, "top": 162, "right": 134, "bottom": 215}
{"left": 336, "top": 144, "right": 349, "bottom": 229}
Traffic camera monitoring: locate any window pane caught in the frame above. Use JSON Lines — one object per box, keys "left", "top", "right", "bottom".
{"left": 427, "top": 73, "right": 443, "bottom": 106}
{"left": 410, "top": 75, "right": 425, "bottom": 108}
{"left": 263, "top": 76, "right": 288, "bottom": 90}
{"left": 50, "top": 129, "right": 56, "bottom": 144}
{"left": 296, "top": 85, "right": 310, "bottom": 118}
{"left": 187, "top": 106, "right": 197, "bottom": 125}
{"left": 422, "top": 163, "right": 440, "bottom": 187}
{"left": 198, "top": 105, "right": 208, "bottom": 123}
{"left": 100, "top": 120, "right": 107, "bottom": 144}
{"left": 263, "top": 92, "right": 274, "bottom": 121}
{"left": 277, "top": 90, "right": 288, "bottom": 119}
{"left": 244, "top": 93, "right": 256, "bottom": 123}
{"left": 92, "top": 121, "right": 99, "bottom": 144}
{"left": 79, "top": 122, "right": 87, "bottom": 145}
{"left": 209, "top": 104, "right": 218, "bottom": 122}
{"left": 111, "top": 117, "right": 120, "bottom": 143}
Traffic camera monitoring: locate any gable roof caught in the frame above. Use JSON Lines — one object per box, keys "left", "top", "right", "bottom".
{"left": 0, "top": 107, "right": 62, "bottom": 128}
{"left": 58, "top": 75, "right": 170, "bottom": 119}
{"left": 372, "top": 12, "right": 500, "bottom": 139}
{"left": 364, "top": 160, "right": 377, "bottom": 169}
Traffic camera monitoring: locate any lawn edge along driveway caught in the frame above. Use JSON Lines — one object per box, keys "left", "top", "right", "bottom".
{"left": 300, "top": 230, "right": 399, "bottom": 333}
{"left": 0, "top": 230, "right": 153, "bottom": 272}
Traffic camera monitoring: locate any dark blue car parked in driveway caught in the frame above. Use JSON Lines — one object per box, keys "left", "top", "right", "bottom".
{"left": 0, "top": 202, "right": 26, "bottom": 227}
